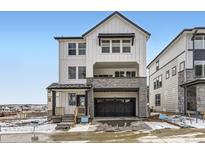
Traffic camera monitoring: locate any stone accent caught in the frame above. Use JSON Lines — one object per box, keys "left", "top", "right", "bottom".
{"left": 55, "top": 107, "right": 65, "bottom": 116}
{"left": 87, "top": 77, "right": 148, "bottom": 118}
{"left": 196, "top": 84, "right": 205, "bottom": 112}
{"left": 47, "top": 110, "right": 52, "bottom": 121}
{"left": 87, "top": 77, "right": 147, "bottom": 89}
{"left": 178, "top": 86, "right": 185, "bottom": 113}
{"left": 87, "top": 87, "right": 94, "bottom": 118}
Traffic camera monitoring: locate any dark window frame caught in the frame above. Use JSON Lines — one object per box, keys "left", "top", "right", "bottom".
{"left": 156, "top": 60, "right": 159, "bottom": 71}
{"left": 68, "top": 66, "right": 76, "bottom": 79}
{"left": 68, "top": 43, "right": 76, "bottom": 55}
{"left": 122, "top": 40, "right": 131, "bottom": 53}
{"left": 155, "top": 94, "right": 161, "bottom": 106}
{"left": 101, "top": 40, "right": 110, "bottom": 53}
{"left": 112, "top": 40, "right": 120, "bottom": 53}
{"left": 69, "top": 93, "right": 76, "bottom": 106}
{"left": 78, "top": 66, "right": 86, "bottom": 79}
{"left": 78, "top": 43, "right": 86, "bottom": 55}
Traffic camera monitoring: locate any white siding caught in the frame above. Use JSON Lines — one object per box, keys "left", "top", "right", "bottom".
{"left": 85, "top": 14, "right": 147, "bottom": 77}
{"left": 149, "top": 35, "right": 187, "bottom": 112}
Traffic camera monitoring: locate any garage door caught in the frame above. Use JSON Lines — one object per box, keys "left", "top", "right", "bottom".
{"left": 94, "top": 98, "right": 136, "bottom": 117}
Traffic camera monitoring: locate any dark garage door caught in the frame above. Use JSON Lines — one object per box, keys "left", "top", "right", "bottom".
{"left": 94, "top": 98, "right": 136, "bottom": 117}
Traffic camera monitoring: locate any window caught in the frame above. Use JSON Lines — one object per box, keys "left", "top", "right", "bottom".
{"left": 115, "top": 71, "right": 120, "bottom": 77}
{"left": 172, "top": 66, "right": 177, "bottom": 76}
{"left": 154, "top": 75, "right": 162, "bottom": 89}
{"left": 120, "top": 71, "right": 125, "bottom": 77}
{"left": 156, "top": 61, "right": 159, "bottom": 71}
{"left": 166, "top": 70, "right": 170, "bottom": 79}
{"left": 69, "top": 93, "right": 76, "bottom": 105}
{"left": 78, "top": 66, "right": 86, "bottom": 79}
{"left": 102, "top": 40, "right": 110, "bottom": 53}
{"left": 112, "top": 40, "right": 120, "bottom": 53}
{"left": 126, "top": 71, "right": 136, "bottom": 77}
{"left": 159, "top": 75, "right": 162, "bottom": 87}
{"left": 122, "top": 40, "right": 131, "bottom": 53}
{"left": 68, "top": 43, "right": 76, "bottom": 55}
{"left": 194, "top": 60, "right": 205, "bottom": 77}
{"left": 179, "top": 61, "right": 185, "bottom": 72}
{"left": 153, "top": 78, "right": 157, "bottom": 90}
{"left": 155, "top": 94, "right": 161, "bottom": 106}
{"left": 78, "top": 43, "right": 86, "bottom": 55}
{"left": 68, "top": 67, "right": 76, "bottom": 79}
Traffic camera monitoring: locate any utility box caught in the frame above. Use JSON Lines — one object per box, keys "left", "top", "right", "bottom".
{"left": 81, "top": 116, "right": 89, "bottom": 123}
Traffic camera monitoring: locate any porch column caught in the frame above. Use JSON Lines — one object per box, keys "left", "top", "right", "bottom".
{"left": 87, "top": 88, "right": 94, "bottom": 118}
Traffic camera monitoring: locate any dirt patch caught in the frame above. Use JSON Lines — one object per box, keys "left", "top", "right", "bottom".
{"left": 151, "top": 128, "right": 205, "bottom": 138}
{"left": 49, "top": 131, "right": 149, "bottom": 143}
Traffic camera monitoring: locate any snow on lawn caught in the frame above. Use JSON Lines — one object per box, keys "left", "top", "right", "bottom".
{"left": 68, "top": 124, "right": 98, "bottom": 132}
{"left": 177, "top": 117, "right": 205, "bottom": 128}
{"left": 0, "top": 117, "right": 57, "bottom": 134}
{"left": 145, "top": 122, "right": 180, "bottom": 130}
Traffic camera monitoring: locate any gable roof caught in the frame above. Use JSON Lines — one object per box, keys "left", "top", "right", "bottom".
{"left": 147, "top": 27, "right": 205, "bottom": 68}
{"left": 82, "top": 11, "right": 151, "bottom": 37}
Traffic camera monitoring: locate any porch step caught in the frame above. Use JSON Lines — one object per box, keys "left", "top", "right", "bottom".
{"left": 62, "top": 114, "right": 74, "bottom": 123}
{"left": 52, "top": 116, "right": 62, "bottom": 123}
{"left": 55, "top": 122, "right": 73, "bottom": 130}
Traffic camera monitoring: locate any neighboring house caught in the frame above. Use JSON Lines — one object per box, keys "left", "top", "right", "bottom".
{"left": 47, "top": 11, "right": 150, "bottom": 121}
{"left": 147, "top": 27, "right": 205, "bottom": 114}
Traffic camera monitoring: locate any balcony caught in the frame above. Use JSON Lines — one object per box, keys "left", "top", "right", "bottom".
{"left": 87, "top": 77, "right": 146, "bottom": 91}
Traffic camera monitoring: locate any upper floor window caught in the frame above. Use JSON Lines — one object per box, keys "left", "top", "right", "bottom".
{"left": 102, "top": 40, "right": 110, "bottom": 53}
{"left": 68, "top": 67, "right": 76, "bottom": 79}
{"left": 68, "top": 43, "right": 76, "bottom": 55}
{"left": 153, "top": 75, "right": 162, "bottom": 90}
{"left": 78, "top": 43, "right": 86, "bottom": 55}
{"left": 126, "top": 71, "right": 136, "bottom": 77}
{"left": 122, "top": 40, "right": 131, "bottom": 53}
{"left": 112, "top": 40, "right": 120, "bottom": 53}
{"left": 172, "top": 66, "right": 177, "bottom": 76}
{"left": 194, "top": 35, "right": 205, "bottom": 49}
{"left": 194, "top": 60, "right": 205, "bottom": 78}
{"left": 166, "top": 70, "right": 170, "bottom": 79}
{"left": 78, "top": 66, "right": 86, "bottom": 79}
{"left": 179, "top": 61, "right": 185, "bottom": 72}
{"left": 156, "top": 61, "right": 159, "bottom": 71}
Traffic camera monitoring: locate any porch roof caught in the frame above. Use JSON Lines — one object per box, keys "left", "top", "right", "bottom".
{"left": 46, "top": 83, "right": 92, "bottom": 89}
{"left": 180, "top": 78, "right": 205, "bottom": 87}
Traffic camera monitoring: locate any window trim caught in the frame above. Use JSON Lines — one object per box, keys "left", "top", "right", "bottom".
{"left": 153, "top": 75, "right": 162, "bottom": 90}
{"left": 166, "top": 70, "right": 170, "bottom": 79}
{"left": 122, "top": 39, "right": 131, "bottom": 53}
{"left": 155, "top": 94, "right": 161, "bottom": 106}
{"left": 69, "top": 93, "right": 76, "bottom": 106}
{"left": 68, "top": 43, "right": 76, "bottom": 55}
{"left": 172, "top": 66, "right": 177, "bottom": 76}
{"left": 101, "top": 40, "right": 110, "bottom": 53}
{"left": 78, "top": 43, "right": 86, "bottom": 55}
{"left": 68, "top": 66, "right": 76, "bottom": 79}
{"left": 179, "top": 61, "right": 185, "bottom": 72}
{"left": 112, "top": 40, "right": 121, "bottom": 53}
{"left": 78, "top": 66, "right": 86, "bottom": 79}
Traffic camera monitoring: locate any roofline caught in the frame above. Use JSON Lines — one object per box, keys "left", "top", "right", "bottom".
{"left": 54, "top": 36, "right": 83, "bottom": 40}
{"left": 147, "top": 27, "right": 205, "bottom": 68}
{"left": 82, "top": 11, "right": 151, "bottom": 37}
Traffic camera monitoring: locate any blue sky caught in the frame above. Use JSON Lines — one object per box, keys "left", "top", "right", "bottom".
{"left": 0, "top": 11, "right": 205, "bottom": 104}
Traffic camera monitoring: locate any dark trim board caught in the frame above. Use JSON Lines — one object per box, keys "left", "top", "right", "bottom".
{"left": 147, "top": 27, "right": 205, "bottom": 68}
{"left": 82, "top": 11, "right": 150, "bottom": 37}
{"left": 149, "top": 50, "right": 186, "bottom": 77}
{"left": 94, "top": 88, "right": 139, "bottom": 92}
